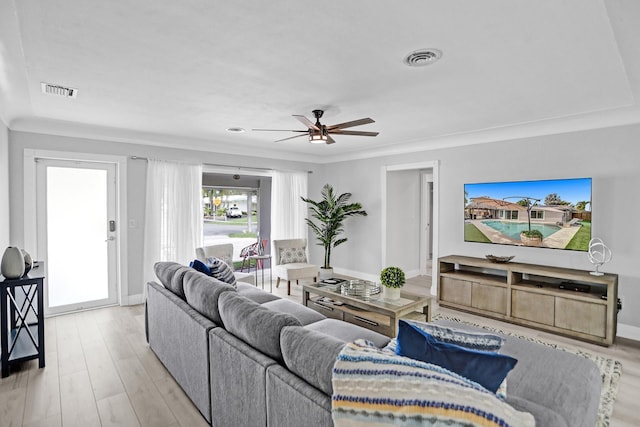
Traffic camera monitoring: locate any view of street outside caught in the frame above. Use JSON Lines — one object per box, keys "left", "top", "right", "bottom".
{"left": 202, "top": 186, "right": 264, "bottom": 264}
{"left": 203, "top": 217, "right": 259, "bottom": 261}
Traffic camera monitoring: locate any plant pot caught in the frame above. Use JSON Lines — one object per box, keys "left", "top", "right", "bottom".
{"left": 319, "top": 267, "right": 334, "bottom": 280}
{"left": 520, "top": 232, "right": 542, "bottom": 247}
{"left": 1, "top": 247, "right": 26, "bottom": 279}
{"left": 384, "top": 286, "right": 401, "bottom": 300}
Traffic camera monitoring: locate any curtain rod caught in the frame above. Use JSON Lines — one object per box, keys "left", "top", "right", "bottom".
{"left": 129, "top": 156, "right": 312, "bottom": 173}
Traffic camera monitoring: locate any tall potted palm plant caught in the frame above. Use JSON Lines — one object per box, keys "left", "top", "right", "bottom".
{"left": 301, "top": 184, "right": 367, "bottom": 278}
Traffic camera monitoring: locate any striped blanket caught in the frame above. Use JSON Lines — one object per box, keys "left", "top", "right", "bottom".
{"left": 331, "top": 340, "right": 535, "bottom": 427}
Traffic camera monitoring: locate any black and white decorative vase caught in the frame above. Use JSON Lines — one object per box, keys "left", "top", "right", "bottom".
{"left": 21, "top": 249, "right": 33, "bottom": 275}
{"left": 1, "top": 246, "right": 26, "bottom": 279}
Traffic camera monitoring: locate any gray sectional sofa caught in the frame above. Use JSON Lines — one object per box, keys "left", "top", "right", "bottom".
{"left": 146, "top": 261, "right": 602, "bottom": 427}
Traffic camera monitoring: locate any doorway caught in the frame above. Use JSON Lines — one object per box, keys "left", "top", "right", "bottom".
{"left": 382, "top": 161, "right": 439, "bottom": 295}
{"left": 36, "top": 159, "right": 118, "bottom": 315}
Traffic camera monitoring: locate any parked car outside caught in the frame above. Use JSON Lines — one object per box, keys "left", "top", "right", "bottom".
{"left": 226, "top": 205, "right": 242, "bottom": 218}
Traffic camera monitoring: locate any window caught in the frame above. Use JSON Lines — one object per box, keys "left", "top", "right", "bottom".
{"left": 531, "top": 210, "right": 544, "bottom": 219}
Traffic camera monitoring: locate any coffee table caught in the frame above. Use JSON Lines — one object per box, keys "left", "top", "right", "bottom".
{"left": 302, "top": 282, "right": 431, "bottom": 337}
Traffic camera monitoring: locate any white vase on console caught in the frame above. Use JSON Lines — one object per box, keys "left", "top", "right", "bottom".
{"left": 1, "top": 246, "right": 26, "bottom": 279}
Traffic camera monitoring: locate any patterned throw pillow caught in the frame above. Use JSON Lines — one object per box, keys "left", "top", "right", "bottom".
{"left": 206, "top": 257, "right": 237, "bottom": 288}
{"left": 219, "top": 254, "right": 234, "bottom": 271}
{"left": 384, "top": 321, "right": 504, "bottom": 353}
{"left": 279, "top": 247, "right": 307, "bottom": 264}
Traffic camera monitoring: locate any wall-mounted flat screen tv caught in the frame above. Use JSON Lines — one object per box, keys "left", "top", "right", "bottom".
{"left": 464, "top": 178, "right": 592, "bottom": 251}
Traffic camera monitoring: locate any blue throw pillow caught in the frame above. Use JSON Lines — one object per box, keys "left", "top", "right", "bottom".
{"left": 189, "top": 259, "right": 211, "bottom": 275}
{"left": 396, "top": 320, "right": 517, "bottom": 393}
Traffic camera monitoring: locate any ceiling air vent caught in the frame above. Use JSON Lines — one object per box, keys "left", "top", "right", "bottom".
{"left": 403, "top": 49, "right": 442, "bottom": 67}
{"left": 40, "top": 82, "right": 78, "bottom": 98}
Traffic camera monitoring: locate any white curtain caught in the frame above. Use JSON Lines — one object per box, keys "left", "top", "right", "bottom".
{"left": 270, "top": 171, "right": 308, "bottom": 242}
{"left": 143, "top": 160, "right": 203, "bottom": 297}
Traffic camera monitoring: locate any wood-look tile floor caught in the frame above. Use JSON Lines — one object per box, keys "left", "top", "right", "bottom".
{"left": 0, "top": 274, "right": 637, "bottom": 426}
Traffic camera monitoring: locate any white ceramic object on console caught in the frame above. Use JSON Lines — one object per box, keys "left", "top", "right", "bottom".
{"left": 588, "top": 237, "right": 612, "bottom": 276}
{"left": 384, "top": 286, "right": 401, "bottom": 300}
{"left": 1, "top": 246, "right": 26, "bottom": 279}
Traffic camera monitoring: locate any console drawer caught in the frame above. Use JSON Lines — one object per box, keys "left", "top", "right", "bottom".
{"left": 344, "top": 312, "right": 389, "bottom": 336}
{"left": 511, "top": 290, "right": 554, "bottom": 326}
{"left": 440, "top": 277, "right": 472, "bottom": 306}
{"left": 307, "top": 300, "right": 344, "bottom": 321}
{"left": 472, "top": 283, "right": 507, "bottom": 314}
{"left": 555, "top": 297, "right": 606, "bottom": 338}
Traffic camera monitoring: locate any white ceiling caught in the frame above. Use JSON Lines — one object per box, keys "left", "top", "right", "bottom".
{"left": 1, "top": 0, "right": 639, "bottom": 163}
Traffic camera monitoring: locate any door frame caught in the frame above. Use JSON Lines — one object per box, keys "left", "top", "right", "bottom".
{"left": 23, "top": 149, "right": 130, "bottom": 306}
{"left": 381, "top": 160, "right": 439, "bottom": 295}
{"left": 419, "top": 172, "right": 433, "bottom": 275}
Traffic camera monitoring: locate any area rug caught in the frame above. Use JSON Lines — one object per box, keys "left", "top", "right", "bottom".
{"left": 432, "top": 314, "right": 623, "bottom": 427}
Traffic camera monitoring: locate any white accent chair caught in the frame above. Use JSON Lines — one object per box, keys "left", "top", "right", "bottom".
{"left": 272, "top": 238, "right": 319, "bottom": 295}
{"left": 196, "top": 244, "right": 255, "bottom": 285}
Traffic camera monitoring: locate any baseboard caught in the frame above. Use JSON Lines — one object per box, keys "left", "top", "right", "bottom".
{"left": 403, "top": 269, "right": 421, "bottom": 279}
{"left": 617, "top": 322, "right": 640, "bottom": 342}
{"left": 123, "top": 293, "right": 144, "bottom": 306}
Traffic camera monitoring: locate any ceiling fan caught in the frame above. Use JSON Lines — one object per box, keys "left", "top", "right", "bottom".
{"left": 252, "top": 109, "right": 379, "bottom": 144}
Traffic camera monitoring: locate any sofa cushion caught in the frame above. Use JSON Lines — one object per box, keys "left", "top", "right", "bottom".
{"left": 219, "top": 292, "right": 302, "bottom": 362}
{"left": 506, "top": 395, "right": 568, "bottom": 427}
{"left": 304, "top": 318, "right": 390, "bottom": 348}
{"left": 396, "top": 320, "right": 517, "bottom": 393}
{"left": 280, "top": 326, "right": 345, "bottom": 395}
{"left": 154, "top": 261, "right": 191, "bottom": 298}
{"left": 262, "top": 299, "right": 326, "bottom": 325}
{"left": 182, "top": 269, "right": 237, "bottom": 325}
{"left": 236, "top": 283, "right": 280, "bottom": 304}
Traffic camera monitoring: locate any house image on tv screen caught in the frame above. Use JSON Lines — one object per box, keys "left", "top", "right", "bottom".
{"left": 464, "top": 178, "right": 592, "bottom": 251}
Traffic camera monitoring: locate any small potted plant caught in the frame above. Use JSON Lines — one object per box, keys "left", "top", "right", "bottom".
{"left": 520, "top": 229, "right": 543, "bottom": 247}
{"left": 380, "top": 266, "right": 405, "bottom": 300}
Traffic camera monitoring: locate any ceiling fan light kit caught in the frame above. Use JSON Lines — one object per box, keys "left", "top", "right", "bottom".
{"left": 253, "top": 109, "right": 378, "bottom": 145}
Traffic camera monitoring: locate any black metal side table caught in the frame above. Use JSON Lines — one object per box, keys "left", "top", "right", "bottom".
{"left": 1, "top": 262, "right": 45, "bottom": 377}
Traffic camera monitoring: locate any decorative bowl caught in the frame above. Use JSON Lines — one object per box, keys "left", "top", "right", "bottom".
{"left": 341, "top": 280, "right": 381, "bottom": 298}
{"left": 485, "top": 255, "right": 515, "bottom": 263}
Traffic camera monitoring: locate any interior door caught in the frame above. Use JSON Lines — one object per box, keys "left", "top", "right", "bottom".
{"left": 36, "top": 159, "right": 118, "bottom": 315}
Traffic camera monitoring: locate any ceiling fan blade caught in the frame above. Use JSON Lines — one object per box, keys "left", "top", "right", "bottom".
{"left": 252, "top": 129, "right": 307, "bottom": 132}
{"left": 325, "top": 134, "right": 336, "bottom": 145}
{"left": 327, "top": 118, "right": 374, "bottom": 130}
{"left": 293, "top": 115, "right": 320, "bottom": 131}
{"left": 329, "top": 130, "right": 379, "bottom": 137}
{"left": 275, "top": 134, "right": 308, "bottom": 143}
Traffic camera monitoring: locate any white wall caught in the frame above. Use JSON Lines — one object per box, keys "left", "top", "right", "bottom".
{"left": 386, "top": 170, "right": 420, "bottom": 274}
{"left": 310, "top": 123, "right": 640, "bottom": 332}
{"left": 0, "top": 120, "right": 9, "bottom": 252}
{"left": 8, "top": 131, "right": 317, "bottom": 297}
